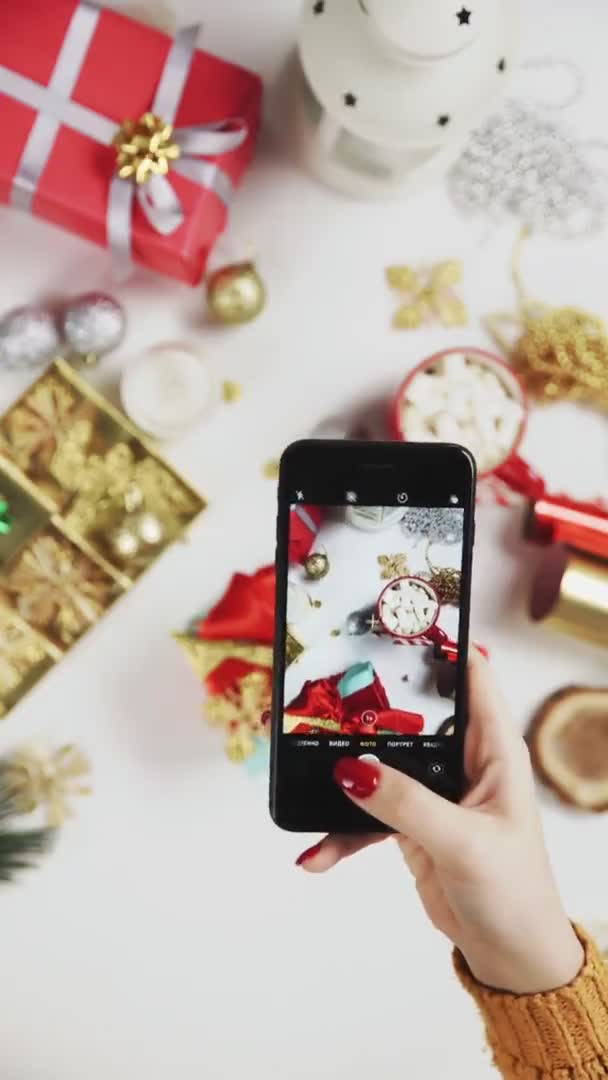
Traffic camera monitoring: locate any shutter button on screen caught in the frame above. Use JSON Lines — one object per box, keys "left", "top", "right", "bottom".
{"left": 359, "top": 753, "right": 380, "bottom": 764}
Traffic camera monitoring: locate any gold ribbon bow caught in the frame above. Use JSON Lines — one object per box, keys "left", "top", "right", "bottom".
{"left": 114, "top": 112, "right": 180, "bottom": 185}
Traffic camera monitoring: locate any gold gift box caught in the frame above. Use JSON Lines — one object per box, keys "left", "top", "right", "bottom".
{"left": 0, "top": 361, "right": 205, "bottom": 716}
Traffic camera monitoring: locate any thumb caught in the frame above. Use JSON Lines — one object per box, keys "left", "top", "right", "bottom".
{"left": 333, "top": 757, "right": 468, "bottom": 863}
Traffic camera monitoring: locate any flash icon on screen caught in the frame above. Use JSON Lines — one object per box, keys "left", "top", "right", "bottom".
{"left": 346, "top": 490, "right": 358, "bottom": 503}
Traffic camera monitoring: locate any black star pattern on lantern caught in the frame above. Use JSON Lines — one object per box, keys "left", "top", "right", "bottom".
{"left": 497, "top": 57, "right": 507, "bottom": 72}
{"left": 344, "top": 91, "right": 357, "bottom": 107}
{"left": 456, "top": 6, "right": 471, "bottom": 24}
{"left": 313, "top": 0, "right": 325, "bottom": 13}
{"left": 437, "top": 114, "right": 451, "bottom": 127}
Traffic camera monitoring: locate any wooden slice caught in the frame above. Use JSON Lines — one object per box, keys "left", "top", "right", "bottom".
{"left": 528, "top": 686, "right": 608, "bottom": 811}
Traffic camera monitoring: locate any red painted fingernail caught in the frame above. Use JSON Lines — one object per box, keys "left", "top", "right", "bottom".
{"left": 333, "top": 757, "right": 380, "bottom": 799}
{"left": 295, "top": 841, "right": 323, "bottom": 866}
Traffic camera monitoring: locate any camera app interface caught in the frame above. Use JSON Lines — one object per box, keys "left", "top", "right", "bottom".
{"left": 282, "top": 498, "right": 464, "bottom": 748}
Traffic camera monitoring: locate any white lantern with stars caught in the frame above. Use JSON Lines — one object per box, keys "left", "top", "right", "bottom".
{"left": 277, "top": 0, "right": 518, "bottom": 198}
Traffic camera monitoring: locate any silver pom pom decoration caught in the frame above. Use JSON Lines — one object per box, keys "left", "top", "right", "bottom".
{"left": 0, "top": 305, "right": 61, "bottom": 371}
{"left": 62, "top": 292, "right": 126, "bottom": 365}
{"left": 401, "top": 507, "right": 462, "bottom": 545}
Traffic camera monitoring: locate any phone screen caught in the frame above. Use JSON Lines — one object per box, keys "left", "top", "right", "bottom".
{"left": 270, "top": 440, "right": 475, "bottom": 833}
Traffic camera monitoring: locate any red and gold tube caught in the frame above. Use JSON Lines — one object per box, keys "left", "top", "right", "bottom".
{"left": 526, "top": 494, "right": 608, "bottom": 562}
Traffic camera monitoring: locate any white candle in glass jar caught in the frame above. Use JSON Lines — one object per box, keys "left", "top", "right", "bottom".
{"left": 121, "top": 342, "right": 213, "bottom": 439}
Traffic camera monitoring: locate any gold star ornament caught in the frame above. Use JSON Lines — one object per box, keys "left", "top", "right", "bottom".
{"left": 386, "top": 260, "right": 467, "bottom": 330}
{"left": 378, "top": 553, "right": 409, "bottom": 579}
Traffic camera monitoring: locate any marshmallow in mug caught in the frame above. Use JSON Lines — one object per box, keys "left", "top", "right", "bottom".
{"left": 400, "top": 352, "right": 524, "bottom": 473}
{"left": 379, "top": 578, "right": 439, "bottom": 638}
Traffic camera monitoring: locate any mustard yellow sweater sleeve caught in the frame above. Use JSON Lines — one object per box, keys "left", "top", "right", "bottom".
{"left": 454, "top": 926, "right": 608, "bottom": 1078}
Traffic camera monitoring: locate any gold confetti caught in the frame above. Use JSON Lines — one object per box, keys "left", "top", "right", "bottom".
{"left": 262, "top": 459, "right": 280, "bottom": 479}
{"left": 330, "top": 628, "right": 341, "bottom": 637}
{"left": 221, "top": 380, "right": 242, "bottom": 403}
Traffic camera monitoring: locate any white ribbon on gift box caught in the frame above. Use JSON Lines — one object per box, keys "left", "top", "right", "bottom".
{"left": 0, "top": 2, "right": 247, "bottom": 276}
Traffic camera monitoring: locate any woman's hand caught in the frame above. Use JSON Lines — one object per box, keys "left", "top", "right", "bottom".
{"left": 295, "top": 650, "right": 583, "bottom": 995}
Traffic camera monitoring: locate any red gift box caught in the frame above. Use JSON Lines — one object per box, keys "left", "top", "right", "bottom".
{"left": 0, "top": 1, "right": 262, "bottom": 284}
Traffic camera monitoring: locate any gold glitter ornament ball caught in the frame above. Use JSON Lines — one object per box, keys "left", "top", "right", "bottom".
{"left": 133, "top": 511, "right": 164, "bottom": 547}
{"left": 109, "top": 524, "right": 139, "bottom": 561}
{"left": 304, "top": 552, "right": 329, "bottom": 580}
{"left": 206, "top": 262, "right": 266, "bottom": 325}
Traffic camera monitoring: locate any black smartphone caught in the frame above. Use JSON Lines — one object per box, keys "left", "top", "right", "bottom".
{"left": 269, "top": 439, "right": 476, "bottom": 833}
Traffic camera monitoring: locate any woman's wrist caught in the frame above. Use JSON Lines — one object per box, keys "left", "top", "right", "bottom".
{"left": 462, "top": 917, "right": 584, "bottom": 995}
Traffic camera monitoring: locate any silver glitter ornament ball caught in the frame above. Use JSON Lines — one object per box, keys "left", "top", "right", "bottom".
{"left": 401, "top": 506, "right": 463, "bottom": 545}
{"left": 62, "top": 292, "right": 126, "bottom": 362}
{"left": 0, "top": 305, "right": 61, "bottom": 371}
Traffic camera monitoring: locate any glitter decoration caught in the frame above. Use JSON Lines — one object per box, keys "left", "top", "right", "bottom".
{"left": 0, "top": 305, "right": 61, "bottom": 371}
{"left": 449, "top": 99, "right": 606, "bottom": 236}
{"left": 401, "top": 506, "right": 462, "bottom": 545}
{"left": 62, "top": 293, "right": 126, "bottom": 365}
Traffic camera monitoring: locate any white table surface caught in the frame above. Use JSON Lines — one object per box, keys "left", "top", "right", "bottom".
{"left": 0, "top": 1, "right": 606, "bottom": 1078}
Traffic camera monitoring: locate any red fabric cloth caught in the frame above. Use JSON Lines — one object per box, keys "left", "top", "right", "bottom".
{"left": 197, "top": 565, "right": 275, "bottom": 645}
{"left": 204, "top": 657, "right": 270, "bottom": 696}
{"left": 285, "top": 669, "right": 425, "bottom": 735}
{"left": 0, "top": 1, "right": 262, "bottom": 283}
{"left": 284, "top": 673, "right": 343, "bottom": 725}
{"left": 288, "top": 504, "right": 323, "bottom": 564}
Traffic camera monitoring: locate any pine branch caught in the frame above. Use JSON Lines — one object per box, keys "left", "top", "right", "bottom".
{"left": 0, "top": 783, "right": 53, "bottom": 881}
